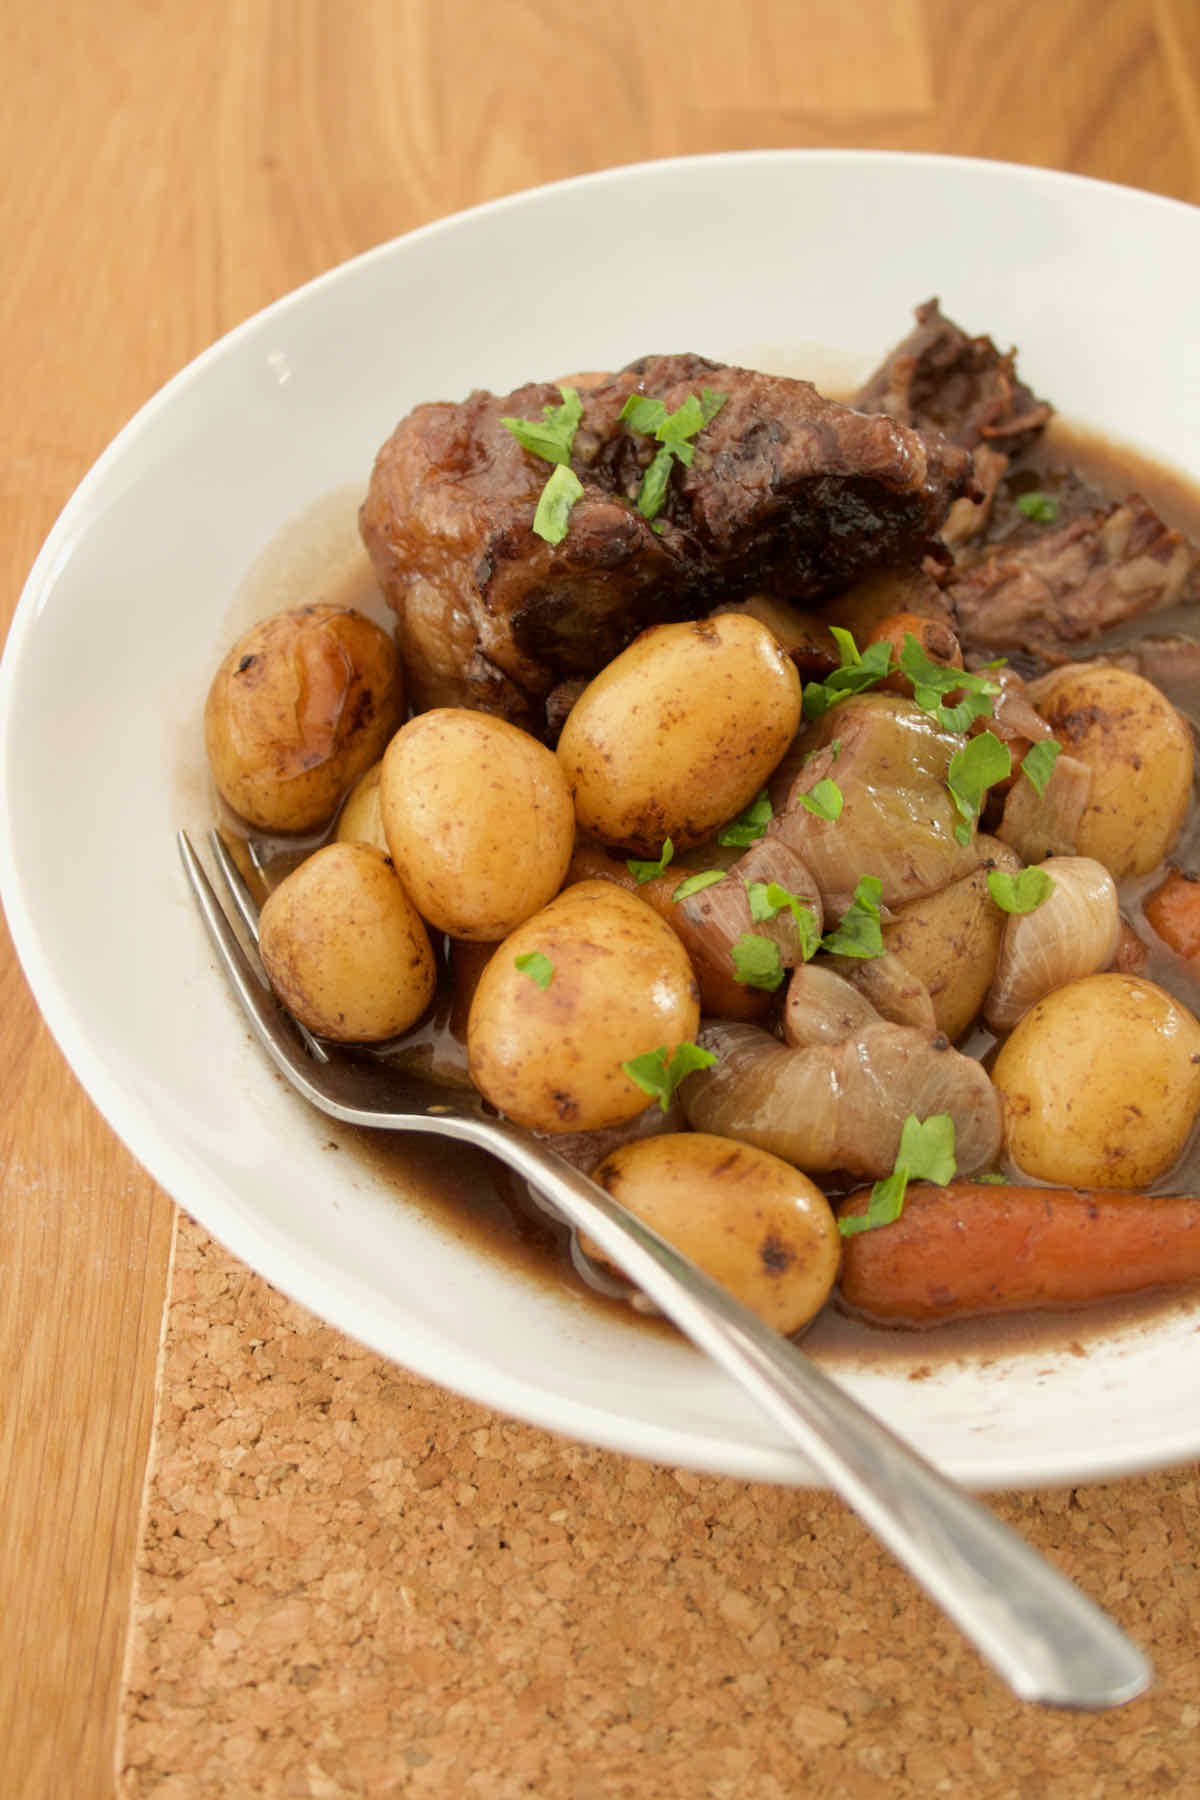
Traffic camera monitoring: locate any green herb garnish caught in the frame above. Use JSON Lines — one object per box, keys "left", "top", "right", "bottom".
{"left": 627, "top": 839, "right": 674, "bottom": 884}
{"left": 718, "top": 789, "right": 773, "bottom": 847}
{"left": 622, "top": 1041, "right": 717, "bottom": 1110}
{"left": 514, "top": 951, "right": 554, "bottom": 990}
{"left": 897, "top": 633, "right": 998, "bottom": 733}
{"left": 797, "top": 777, "right": 843, "bottom": 821}
{"left": 532, "top": 464, "right": 584, "bottom": 546}
{"left": 1015, "top": 491, "right": 1060, "bottom": 524}
{"left": 500, "top": 385, "right": 585, "bottom": 544}
{"left": 619, "top": 387, "right": 729, "bottom": 521}
{"left": 746, "top": 881, "right": 822, "bottom": 962}
{"left": 1020, "top": 739, "right": 1062, "bottom": 797}
{"left": 946, "top": 730, "right": 1012, "bottom": 846}
{"left": 986, "top": 865, "right": 1056, "bottom": 915}
{"left": 819, "top": 873, "right": 885, "bottom": 960}
{"left": 802, "top": 630, "right": 895, "bottom": 722}
{"left": 730, "top": 934, "right": 787, "bottom": 991}
{"left": 838, "top": 1113, "right": 957, "bottom": 1237}
{"left": 672, "top": 868, "right": 726, "bottom": 902}
{"left": 500, "top": 384, "right": 583, "bottom": 464}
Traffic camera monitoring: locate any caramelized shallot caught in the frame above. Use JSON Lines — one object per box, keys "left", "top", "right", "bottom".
{"left": 679, "top": 1018, "right": 1002, "bottom": 1180}
{"left": 983, "top": 855, "right": 1121, "bottom": 1032}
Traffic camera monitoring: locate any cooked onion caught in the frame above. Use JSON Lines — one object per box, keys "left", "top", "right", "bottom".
{"left": 783, "top": 963, "right": 880, "bottom": 1048}
{"left": 680, "top": 1018, "right": 1002, "bottom": 1179}
{"left": 770, "top": 693, "right": 982, "bottom": 912}
{"left": 983, "top": 855, "right": 1121, "bottom": 1032}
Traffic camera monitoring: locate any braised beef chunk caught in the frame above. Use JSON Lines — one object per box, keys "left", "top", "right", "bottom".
{"left": 949, "top": 493, "right": 1200, "bottom": 660}
{"left": 359, "top": 355, "right": 973, "bottom": 734}
{"left": 855, "top": 300, "right": 1200, "bottom": 661}
{"left": 853, "top": 298, "right": 1052, "bottom": 455}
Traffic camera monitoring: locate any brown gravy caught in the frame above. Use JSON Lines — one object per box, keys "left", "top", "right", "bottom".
{"left": 229, "top": 417, "right": 1200, "bottom": 1380}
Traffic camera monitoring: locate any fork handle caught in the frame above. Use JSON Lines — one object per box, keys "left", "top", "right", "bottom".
{"left": 462, "top": 1113, "right": 1150, "bottom": 1711}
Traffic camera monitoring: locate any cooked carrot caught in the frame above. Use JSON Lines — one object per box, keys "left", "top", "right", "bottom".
{"left": 837, "top": 1180, "right": 1200, "bottom": 1327}
{"left": 865, "top": 611, "right": 963, "bottom": 693}
{"left": 1144, "top": 869, "right": 1200, "bottom": 966}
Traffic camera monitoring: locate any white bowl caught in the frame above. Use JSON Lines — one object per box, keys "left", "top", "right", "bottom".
{"left": 3, "top": 151, "right": 1198, "bottom": 1490}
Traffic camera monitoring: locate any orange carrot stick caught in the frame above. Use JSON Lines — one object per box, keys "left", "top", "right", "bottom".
{"left": 837, "top": 1180, "right": 1200, "bottom": 1327}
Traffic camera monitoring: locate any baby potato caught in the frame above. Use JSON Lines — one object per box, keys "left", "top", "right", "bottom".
{"left": 205, "top": 604, "right": 403, "bottom": 833}
{"left": 258, "top": 842, "right": 436, "bottom": 1042}
{"left": 335, "top": 759, "right": 387, "bottom": 852}
{"left": 380, "top": 709, "right": 575, "bottom": 941}
{"left": 580, "top": 1133, "right": 841, "bottom": 1336}
{"left": 1028, "top": 662, "right": 1193, "bottom": 879}
{"left": 992, "top": 972, "right": 1200, "bottom": 1188}
{"left": 467, "top": 880, "right": 701, "bottom": 1133}
{"left": 556, "top": 613, "right": 802, "bottom": 855}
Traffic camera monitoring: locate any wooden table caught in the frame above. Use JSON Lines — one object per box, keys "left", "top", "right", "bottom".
{"left": 3, "top": 4, "right": 1197, "bottom": 1794}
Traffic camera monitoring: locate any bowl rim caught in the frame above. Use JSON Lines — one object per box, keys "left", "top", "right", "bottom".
{"left": 3, "top": 147, "right": 1199, "bottom": 1491}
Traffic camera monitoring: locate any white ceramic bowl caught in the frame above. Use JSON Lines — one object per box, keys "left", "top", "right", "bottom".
{"left": 3, "top": 152, "right": 1198, "bottom": 1490}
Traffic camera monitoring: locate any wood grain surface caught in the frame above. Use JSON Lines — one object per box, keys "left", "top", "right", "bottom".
{"left": 2, "top": 3, "right": 1197, "bottom": 1796}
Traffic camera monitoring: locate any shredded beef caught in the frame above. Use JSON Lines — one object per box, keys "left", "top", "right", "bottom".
{"left": 948, "top": 493, "right": 1200, "bottom": 660}
{"left": 853, "top": 298, "right": 1052, "bottom": 455}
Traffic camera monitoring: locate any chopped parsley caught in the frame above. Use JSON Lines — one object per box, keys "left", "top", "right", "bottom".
{"left": 1015, "top": 491, "right": 1060, "bottom": 524}
{"left": 946, "top": 730, "right": 1012, "bottom": 846}
{"left": 838, "top": 1113, "right": 957, "bottom": 1238}
{"left": 820, "top": 873, "right": 885, "bottom": 960}
{"left": 500, "top": 384, "right": 585, "bottom": 544}
{"left": 718, "top": 788, "right": 773, "bottom": 847}
{"left": 622, "top": 1041, "right": 717, "bottom": 1110}
{"left": 619, "top": 387, "right": 729, "bottom": 521}
{"left": 532, "top": 464, "right": 584, "bottom": 546}
{"left": 672, "top": 868, "right": 727, "bottom": 902}
{"left": 987, "top": 865, "right": 1056, "bottom": 914}
{"left": 797, "top": 777, "right": 843, "bottom": 821}
{"left": 746, "top": 880, "right": 822, "bottom": 962}
{"left": 500, "top": 384, "right": 583, "bottom": 464}
{"left": 627, "top": 839, "right": 674, "bottom": 884}
{"left": 897, "top": 633, "right": 998, "bottom": 733}
{"left": 802, "top": 629, "right": 894, "bottom": 722}
{"left": 730, "top": 934, "right": 787, "bottom": 991}
{"left": 514, "top": 951, "right": 554, "bottom": 990}
{"left": 1020, "top": 738, "right": 1062, "bottom": 797}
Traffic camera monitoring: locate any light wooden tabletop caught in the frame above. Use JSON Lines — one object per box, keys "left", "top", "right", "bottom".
{"left": 3, "top": 4, "right": 1198, "bottom": 1794}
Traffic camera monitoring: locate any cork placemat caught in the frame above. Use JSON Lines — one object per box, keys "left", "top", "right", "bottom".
{"left": 117, "top": 1214, "right": 1200, "bottom": 1798}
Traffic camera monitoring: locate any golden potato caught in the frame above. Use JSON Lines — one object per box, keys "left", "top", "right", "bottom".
{"left": 335, "top": 759, "right": 387, "bottom": 852}
{"left": 580, "top": 1133, "right": 841, "bottom": 1336}
{"left": 467, "top": 880, "right": 701, "bottom": 1133}
{"left": 205, "top": 604, "right": 403, "bottom": 833}
{"left": 1028, "top": 663, "right": 1193, "bottom": 879}
{"left": 992, "top": 972, "right": 1200, "bottom": 1188}
{"left": 380, "top": 709, "right": 576, "bottom": 941}
{"left": 881, "top": 839, "right": 1021, "bottom": 1041}
{"left": 258, "top": 842, "right": 436, "bottom": 1042}
{"left": 556, "top": 613, "right": 802, "bottom": 855}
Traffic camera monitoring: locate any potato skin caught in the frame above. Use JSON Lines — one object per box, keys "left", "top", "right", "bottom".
{"left": 205, "top": 604, "right": 403, "bottom": 833}
{"left": 582, "top": 1133, "right": 841, "bottom": 1335}
{"left": 992, "top": 972, "right": 1200, "bottom": 1188}
{"left": 1029, "top": 663, "right": 1193, "bottom": 879}
{"left": 258, "top": 842, "right": 436, "bottom": 1042}
{"left": 335, "top": 759, "right": 387, "bottom": 852}
{"left": 381, "top": 709, "right": 575, "bottom": 941}
{"left": 466, "top": 881, "right": 701, "bottom": 1133}
{"left": 556, "top": 613, "right": 802, "bottom": 855}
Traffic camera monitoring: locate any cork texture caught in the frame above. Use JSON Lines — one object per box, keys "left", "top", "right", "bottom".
{"left": 117, "top": 1215, "right": 1200, "bottom": 1798}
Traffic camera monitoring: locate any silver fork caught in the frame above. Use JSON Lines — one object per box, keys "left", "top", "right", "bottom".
{"left": 178, "top": 826, "right": 1152, "bottom": 1710}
